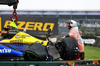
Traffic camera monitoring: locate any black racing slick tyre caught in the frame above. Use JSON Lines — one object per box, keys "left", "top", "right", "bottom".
{"left": 58, "top": 37, "right": 79, "bottom": 60}
{"left": 23, "top": 43, "right": 47, "bottom": 61}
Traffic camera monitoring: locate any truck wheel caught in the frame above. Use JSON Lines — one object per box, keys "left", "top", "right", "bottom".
{"left": 60, "top": 37, "right": 79, "bottom": 60}
{"left": 23, "top": 43, "right": 47, "bottom": 61}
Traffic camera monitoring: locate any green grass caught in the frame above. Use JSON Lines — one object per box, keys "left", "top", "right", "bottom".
{"left": 84, "top": 46, "right": 100, "bottom": 60}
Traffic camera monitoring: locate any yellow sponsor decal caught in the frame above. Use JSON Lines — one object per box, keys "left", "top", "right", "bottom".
{"left": 0, "top": 17, "right": 1, "bottom": 35}
{"left": 68, "top": 62, "right": 75, "bottom": 65}
{"left": 25, "top": 22, "right": 34, "bottom": 30}
{"left": 4, "top": 20, "right": 12, "bottom": 27}
{"left": 34, "top": 22, "right": 43, "bottom": 31}
{"left": 17, "top": 21, "right": 25, "bottom": 29}
{"left": 43, "top": 23, "right": 54, "bottom": 31}
{"left": 4, "top": 21, "right": 54, "bottom": 31}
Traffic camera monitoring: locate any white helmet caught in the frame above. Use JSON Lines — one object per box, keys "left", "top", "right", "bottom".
{"left": 66, "top": 20, "right": 77, "bottom": 27}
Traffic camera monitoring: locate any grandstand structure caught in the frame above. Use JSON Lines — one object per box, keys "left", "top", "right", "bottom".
{"left": 0, "top": 11, "right": 100, "bottom": 35}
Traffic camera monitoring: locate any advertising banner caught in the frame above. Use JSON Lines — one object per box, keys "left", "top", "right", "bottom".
{"left": 0, "top": 15, "right": 58, "bottom": 35}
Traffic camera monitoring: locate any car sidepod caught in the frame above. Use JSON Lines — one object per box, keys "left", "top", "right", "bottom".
{"left": 0, "top": 44, "right": 22, "bottom": 55}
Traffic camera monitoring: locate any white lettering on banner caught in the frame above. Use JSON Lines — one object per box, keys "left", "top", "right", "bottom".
{"left": 0, "top": 48, "right": 11, "bottom": 53}
{"left": 83, "top": 39, "right": 95, "bottom": 44}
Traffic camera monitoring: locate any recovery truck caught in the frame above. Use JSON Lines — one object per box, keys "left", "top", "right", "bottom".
{"left": 0, "top": 0, "right": 100, "bottom": 66}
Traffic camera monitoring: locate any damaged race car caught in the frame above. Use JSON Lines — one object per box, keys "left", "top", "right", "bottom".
{"left": 23, "top": 29, "right": 80, "bottom": 61}
{"left": 0, "top": 27, "right": 80, "bottom": 61}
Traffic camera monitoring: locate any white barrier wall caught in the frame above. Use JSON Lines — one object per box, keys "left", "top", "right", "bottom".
{"left": 83, "top": 39, "right": 95, "bottom": 45}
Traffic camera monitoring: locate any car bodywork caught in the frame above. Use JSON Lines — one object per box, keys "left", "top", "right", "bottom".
{"left": 0, "top": 29, "right": 80, "bottom": 61}
{"left": 0, "top": 31, "right": 48, "bottom": 60}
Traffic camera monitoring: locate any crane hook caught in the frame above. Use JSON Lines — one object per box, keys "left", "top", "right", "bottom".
{"left": 10, "top": 9, "right": 18, "bottom": 22}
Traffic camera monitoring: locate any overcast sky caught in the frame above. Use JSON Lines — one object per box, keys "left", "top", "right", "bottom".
{"left": 0, "top": 0, "right": 100, "bottom": 11}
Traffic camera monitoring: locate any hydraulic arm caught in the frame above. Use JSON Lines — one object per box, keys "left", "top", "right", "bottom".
{"left": 0, "top": 0, "right": 19, "bottom": 9}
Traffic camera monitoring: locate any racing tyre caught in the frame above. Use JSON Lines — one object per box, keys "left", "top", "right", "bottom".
{"left": 23, "top": 43, "right": 47, "bottom": 61}
{"left": 57, "top": 37, "right": 79, "bottom": 60}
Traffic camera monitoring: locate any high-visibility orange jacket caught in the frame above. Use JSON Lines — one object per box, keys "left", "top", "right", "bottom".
{"left": 69, "top": 27, "right": 84, "bottom": 52}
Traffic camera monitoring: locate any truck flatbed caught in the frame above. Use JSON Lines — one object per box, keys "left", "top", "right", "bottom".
{"left": 0, "top": 60, "right": 100, "bottom": 66}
